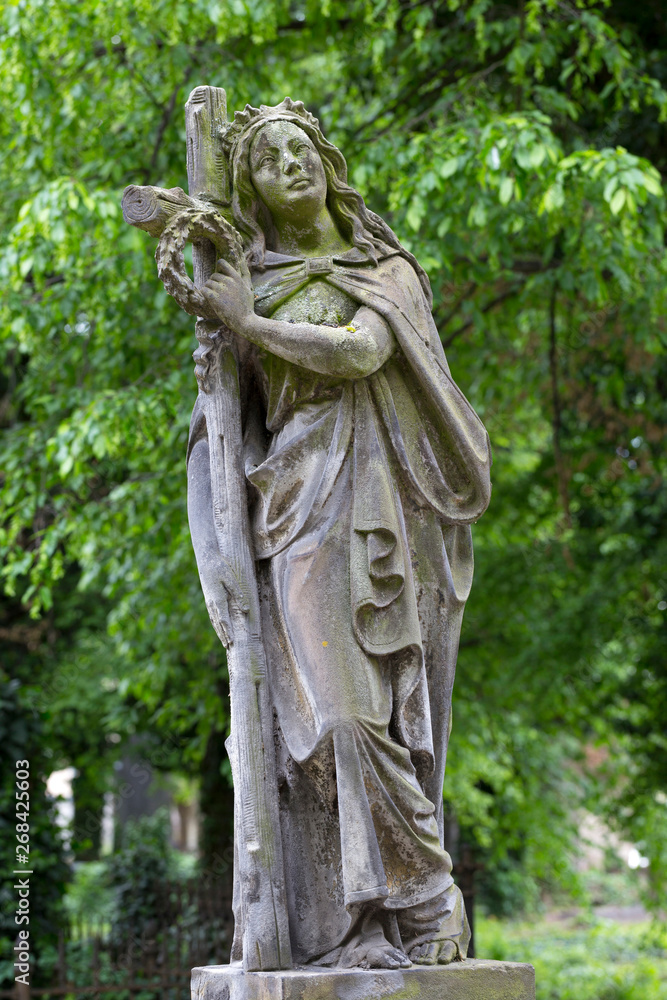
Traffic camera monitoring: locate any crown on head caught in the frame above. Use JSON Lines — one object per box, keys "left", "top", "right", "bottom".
{"left": 218, "top": 97, "right": 321, "bottom": 162}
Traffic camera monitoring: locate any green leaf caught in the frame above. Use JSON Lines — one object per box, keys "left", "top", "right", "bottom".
{"left": 540, "top": 183, "right": 565, "bottom": 213}
{"left": 642, "top": 174, "right": 663, "bottom": 197}
{"left": 610, "top": 188, "right": 627, "bottom": 214}
{"left": 499, "top": 177, "right": 514, "bottom": 205}
{"left": 603, "top": 176, "right": 619, "bottom": 203}
{"left": 406, "top": 197, "right": 425, "bottom": 231}
{"left": 529, "top": 144, "right": 547, "bottom": 168}
{"left": 19, "top": 256, "right": 33, "bottom": 278}
{"left": 439, "top": 158, "right": 459, "bottom": 179}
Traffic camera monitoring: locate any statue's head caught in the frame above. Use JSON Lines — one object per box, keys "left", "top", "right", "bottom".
{"left": 223, "top": 98, "right": 380, "bottom": 269}
{"left": 221, "top": 98, "right": 432, "bottom": 304}
{"left": 247, "top": 120, "right": 328, "bottom": 225}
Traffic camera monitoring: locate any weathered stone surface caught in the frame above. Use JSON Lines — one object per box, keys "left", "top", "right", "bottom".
{"left": 192, "top": 961, "right": 536, "bottom": 1000}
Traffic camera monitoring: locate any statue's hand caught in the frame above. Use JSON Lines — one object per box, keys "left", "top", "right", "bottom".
{"left": 202, "top": 258, "right": 255, "bottom": 336}
{"left": 201, "top": 556, "right": 249, "bottom": 649}
{"left": 206, "top": 592, "right": 233, "bottom": 649}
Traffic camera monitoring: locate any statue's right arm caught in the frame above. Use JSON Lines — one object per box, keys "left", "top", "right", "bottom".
{"left": 202, "top": 261, "right": 395, "bottom": 378}
{"left": 241, "top": 305, "right": 395, "bottom": 379}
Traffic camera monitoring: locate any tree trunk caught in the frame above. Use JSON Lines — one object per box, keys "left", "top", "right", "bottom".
{"left": 72, "top": 769, "right": 105, "bottom": 860}
{"left": 457, "top": 841, "right": 478, "bottom": 958}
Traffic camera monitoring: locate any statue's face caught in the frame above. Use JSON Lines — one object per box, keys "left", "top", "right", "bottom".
{"left": 249, "top": 121, "right": 327, "bottom": 222}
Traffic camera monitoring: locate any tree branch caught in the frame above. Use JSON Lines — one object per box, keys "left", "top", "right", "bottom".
{"left": 549, "top": 280, "right": 572, "bottom": 529}
{"left": 143, "top": 60, "right": 197, "bottom": 182}
{"left": 361, "top": 49, "right": 513, "bottom": 141}
{"left": 124, "top": 60, "right": 163, "bottom": 111}
{"left": 434, "top": 281, "right": 477, "bottom": 331}
{"left": 147, "top": 84, "right": 180, "bottom": 179}
{"left": 442, "top": 284, "right": 521, "bottom": 349}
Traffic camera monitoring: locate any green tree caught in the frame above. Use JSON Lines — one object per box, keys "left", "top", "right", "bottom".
{"left": 1, "top": 0, "right": 665, "bottom": 929}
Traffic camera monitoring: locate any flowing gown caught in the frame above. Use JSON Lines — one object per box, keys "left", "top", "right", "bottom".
{"left": 188, "top": 245, "right": 492, "bottom": 964}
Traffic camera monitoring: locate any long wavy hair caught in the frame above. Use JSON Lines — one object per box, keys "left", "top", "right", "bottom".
{"left": 228, "top": 103, "right": 433, "bottom": 306}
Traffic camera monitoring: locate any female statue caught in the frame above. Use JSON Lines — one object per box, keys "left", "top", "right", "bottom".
{"left": 187, "top": 99, "right": 491, "bottom": 970}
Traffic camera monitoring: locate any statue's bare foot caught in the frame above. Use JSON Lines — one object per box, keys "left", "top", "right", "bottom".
{"left": 362, "top": 944, "right": 411, "bottom": 969}
{"left": 409, "top": 939, "right": 458, "bottom": 965}
{"left": 339, "top": 912, "right": 412, "bottom": 969}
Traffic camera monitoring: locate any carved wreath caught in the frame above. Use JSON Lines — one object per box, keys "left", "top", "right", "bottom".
{"left": 154, "top": 207, "right": 246, "bottom": 319}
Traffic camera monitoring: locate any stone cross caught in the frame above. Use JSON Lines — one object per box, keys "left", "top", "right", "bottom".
{"left": 123, "top": 86, "right": 291, "bottom": 973}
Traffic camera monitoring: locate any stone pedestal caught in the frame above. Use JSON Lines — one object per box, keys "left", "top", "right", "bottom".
{"left": 192, "top": 960, "right": 535, "bottom": 1000}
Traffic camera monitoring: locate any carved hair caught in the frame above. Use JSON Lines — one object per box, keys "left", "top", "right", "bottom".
{"left": 226, "top": 100, "right": 433, "bottom": 305}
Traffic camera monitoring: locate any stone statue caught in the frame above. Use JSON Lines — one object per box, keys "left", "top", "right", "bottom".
{"left": 122, "top": 88, "right": 495, "bottom": 981}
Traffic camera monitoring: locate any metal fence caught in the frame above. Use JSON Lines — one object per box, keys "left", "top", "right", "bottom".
{"left": 1, "top": 879, "right": 233, "bottom": 1000}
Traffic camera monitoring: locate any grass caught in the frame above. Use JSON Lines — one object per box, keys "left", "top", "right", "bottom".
{"left": 476, "top": 913, "right": 667, "bottom": 1000}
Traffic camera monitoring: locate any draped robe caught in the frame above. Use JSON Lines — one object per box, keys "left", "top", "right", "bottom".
{"left": 187, "top": 245, "right": 491, "bottom": 963}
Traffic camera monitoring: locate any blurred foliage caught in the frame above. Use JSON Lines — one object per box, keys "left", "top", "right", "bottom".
{"left": 477, "top": 914, "right": 667, "bottom": 999}
{"left": 106, "top": 810, "right": 171, "bottom": 945}
{"left": 0, "top": 0, "right": 666, "bottom": 936}
{"left": 63, "top": 846, "right": 199, "bottom": 940}
{"left": 62, "top": 861, "right": 115, "bottom": 930}
{"left": 477, "top": 854, "right": 544, "bottom": 919}
{"left": 579, "top": 867, "right": 644, "bottom": 907}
